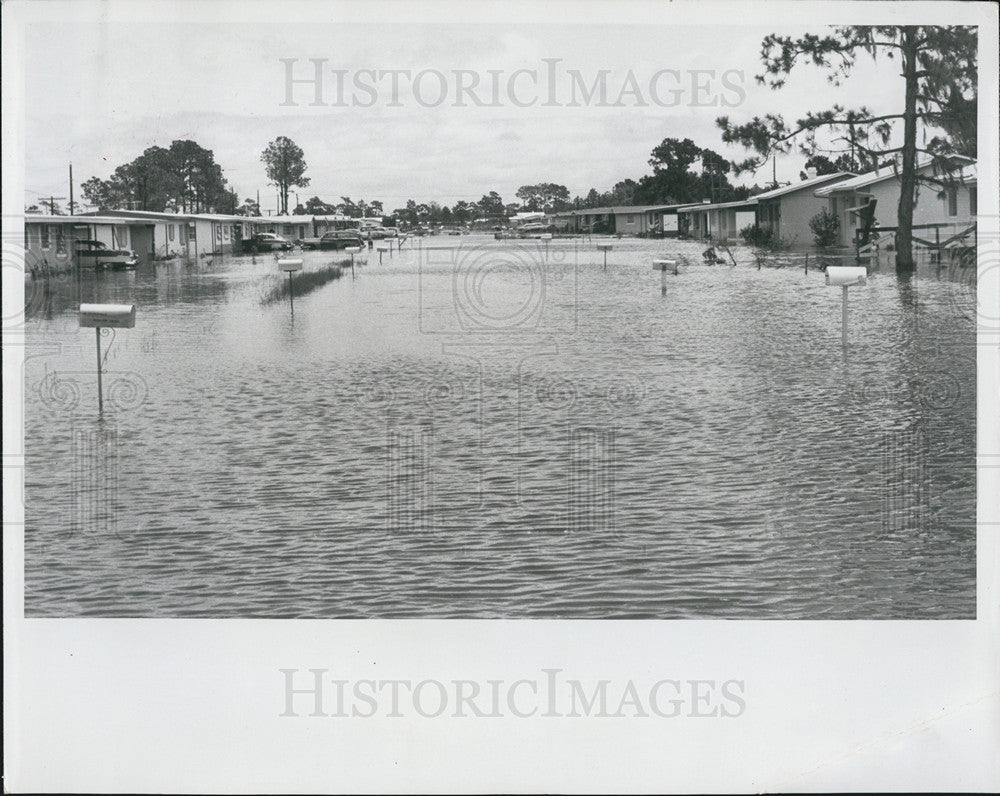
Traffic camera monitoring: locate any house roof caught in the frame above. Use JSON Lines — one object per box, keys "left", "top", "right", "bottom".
{"left": 78, "top": 209, "right": 252, "bottom": 223}
{"left": 814, "top": 159, "right": 977, "bottom": 196}
{"left": 677, "top": 198, "right": 758, "bottom": 213}
{"left": 25, "top": 215, "right": 157, "bottom": 225}
{"left": 753, "top": 171, "right": 855, "bottom": 201}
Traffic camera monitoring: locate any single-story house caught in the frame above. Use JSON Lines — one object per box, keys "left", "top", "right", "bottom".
{"left": 23, "top": 215, "right": 157, "bottom": 272}
{"left": 813, "top": 159, "right": 977, "bottom": 249}
{"left": 659, "top": 203, "right": 706, "bottom": 236}
{"left": 77, "top": 210, "right": 254, "bottom": 259}
{"left": 753, "top": 171, "right": 855, "bottom": 247}
{"left": 548, "top": 205, "right": 682, "bottom": 235}
{"left": 678, "top": 198, "right": 758, "bottom": 242}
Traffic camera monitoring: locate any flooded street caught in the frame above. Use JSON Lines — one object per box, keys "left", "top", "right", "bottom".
{"left": 23, "top": 236, "right": 977, "bottom": 618}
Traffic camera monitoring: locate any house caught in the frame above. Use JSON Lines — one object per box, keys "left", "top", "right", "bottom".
{"left": 752, "top": 171, "right": 856, "bottom": 248}
{"left": 253, "top": 215, "right": 315, "bottom": 241}
{"left": 659, "top": 203, "right": 706, "bottom": 236}
{"left": 813, "top": 159, "right": 977, "bottom": 250}
{"left": 548, "top": 205, "right": 682, "bottom": 235}
{"left": 77, "top": 210, "right": 254, "bottom": 259}
{"left": 23, "top": 215, "right": 157, "bottom": 272}
{"left": 678, "top": 198, "right": 758, "bottom": 242}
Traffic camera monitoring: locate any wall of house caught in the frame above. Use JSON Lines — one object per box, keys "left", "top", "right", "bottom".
{"left": 614, "top": 212, "right": 644, "bottom": 234}
{"left": 777, "top": 191, "right": 833, "bottom": 248}
{"left": 828, "top": 178, "right": 976, "bottom": 247}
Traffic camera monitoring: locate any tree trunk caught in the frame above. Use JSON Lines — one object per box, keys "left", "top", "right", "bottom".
{"left": 896, "top": 27, "right": 919, "bottom": 272}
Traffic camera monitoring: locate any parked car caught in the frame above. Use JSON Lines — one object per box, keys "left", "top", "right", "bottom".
{"left": 359, "top": 226, "right": 397, "bottom": 240}
{"left": 74, "top": 239, "right": 139, "bottom": 270}
{"left": 300, "top": 230, "right": 365, "bottom": 250}
{"left": 247, "top": 232, "right": 293, "bottom": 252}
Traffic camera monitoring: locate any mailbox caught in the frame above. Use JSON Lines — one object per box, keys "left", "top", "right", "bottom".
{"left": 345, "top": 246, "right": 362, "bottom": 254}
{"left": 596, "top": 243, "right": 613, "bottom": 251}
{"left": 652, "top": 259, "right": 677, "bottom": 270}
{"left": 825, "top": 266, "right": 867, "bottom": 287}
{"left": 375, "top": 242, "right": 390, "bottom": 251}
{"left": 79, "top": 303, "right": 136, "bottom": 328}
{"left": 278, "top": 258, "right": 303, "bottom": 272}
{"left": 540, "top": 233, "right": 553, "bottom": 240}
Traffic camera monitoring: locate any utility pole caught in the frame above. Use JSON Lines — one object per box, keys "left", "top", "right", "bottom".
{"left": 69, "top": 163, "right": 75, "bottom": 215}
{"left": 40, "top": 196, "right": 67, "bottom": 215}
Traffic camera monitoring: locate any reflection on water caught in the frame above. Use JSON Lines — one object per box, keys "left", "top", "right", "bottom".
{"left": 23, "top": 239, "right": 976, "bottom": 617}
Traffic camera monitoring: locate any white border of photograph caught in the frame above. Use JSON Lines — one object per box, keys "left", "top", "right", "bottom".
{"left": 3, "top": 1, "right": 998, "bottom": 792}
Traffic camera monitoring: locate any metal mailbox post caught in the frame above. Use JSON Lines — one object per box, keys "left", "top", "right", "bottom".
{"left": 825, "top": 266, "right": 867, "bottom": 346}
{"left": 79, "top": 303, "right": 136, "bottom": 414}
{"left": 345, "top": 246, "right": 362, "bottom": 277}
{"left": 278, "top": 258, "right": 303, "bottom": 310}
{"left": 653, "top": 259, "right": 678, "bottom": 295}
{"left": 597, "top": 242, "right": 613, "bottom": 270}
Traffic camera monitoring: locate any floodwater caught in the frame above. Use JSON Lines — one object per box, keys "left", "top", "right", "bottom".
{"left": 21, "top": 236, "right": 977, "bottom": 617}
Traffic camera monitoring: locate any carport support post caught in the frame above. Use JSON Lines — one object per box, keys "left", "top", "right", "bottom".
{"left": 95, "top": 327, "right": 104, "bottom": 414}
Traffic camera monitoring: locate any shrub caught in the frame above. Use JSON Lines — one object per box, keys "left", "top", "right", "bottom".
{"left": 739, "top": 224, "right": 775, "bottom": 248}
{"left": 808, "top": 207, "right": 840, "bottom": 248}
{"left": 738, "top": 224, "right": 794, "bottom": 251}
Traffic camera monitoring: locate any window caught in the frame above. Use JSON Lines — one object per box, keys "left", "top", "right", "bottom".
{"left": 168, "top": 224, "right": 175, "bottom": 241}
{"left": 626, "top": 215, "right": 635, "bottom": 224}
{"left": 969, "top": 185, "right": 977, "bottom": 216}
{"left": 283, "top": 224, "right": 293, "bottom": 235}
{"left": 947, "top": 187, "right": 958, "bottom": 217}
{"left": 40, "top": 225, "right": 51, "bottom": 249}
{"left": 113, "top": 225, "right": 129, "bottom": 248}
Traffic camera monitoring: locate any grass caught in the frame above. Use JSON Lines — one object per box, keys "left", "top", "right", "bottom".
{"left": 260, "top": 260, "right": 348, "bottom": 305}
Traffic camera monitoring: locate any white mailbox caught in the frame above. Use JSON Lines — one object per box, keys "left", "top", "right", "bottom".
{"left": 540, "top": 233, "right": 553, "bottom": 240}
{"left": 345, "top": 246, "right": 362, "bottom": 255}
{"left": 596, "top": 243, "right": 613, "bottom": 251}
{"left": 825, "top": 266, "right": 867, "bottom": 287}
{"left": 652, "top": 259, "right": 677, "bottom": 270}
{"left": 375, "top": 242, "right": 390, "bottom": 251}
{"left": 278, "top": 258, "right": 303, "bottom": 272}
{"left": 79, "top": 303, "right": 136, "bottom": 328}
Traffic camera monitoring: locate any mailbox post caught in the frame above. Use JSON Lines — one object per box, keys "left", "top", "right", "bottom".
{"left": 825, "top": 266, "right": 867, "bottom": 346}
{"left": 597, "top": 242, "right": 613, "bottom": 270}
{"left": 279, "top": 258, "right": 303, "bottom": 310}
{"left": 79, "top": 304, "right": 136, "bottom": 414}
{"left": 541, "top": 232, "right": 553, "bottom": 258}
{"left": 345, "top": 246, "right": 361, "bottom": 278}
{"left": 653, "top": 259, "right": 677, "bottom": 295}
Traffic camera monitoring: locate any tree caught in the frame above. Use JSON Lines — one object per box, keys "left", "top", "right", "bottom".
{"left": 261, "top": 136, "right": 310, "bottom": 215}
{"left": 299, "top": 196, "right": 335, "bottom": 215}
{"left": 717, "top": 25, "right": 977, "bottom": 271}
{"left": 515, "top": 183, "right": 570, "bottom": 212}
{"left": 234, "top": 198, "right": 261, "bottom": 217}
{"left": 81, "top": 140, "right": 230, "bottom": 213}
{"left": 477, "top": 191, "right": 505, "bottom": 219}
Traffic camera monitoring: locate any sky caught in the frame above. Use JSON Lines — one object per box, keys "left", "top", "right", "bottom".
{"left": 22, "top": 16, "right": 907, "bottom": 215}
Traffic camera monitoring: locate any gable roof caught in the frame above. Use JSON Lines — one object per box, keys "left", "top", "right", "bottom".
{"left": 815, "top": 158, "right": 976, "bottom": 196}
{"left": 677, "top": 198, "right": 757, "bottom": 213}
{"left": 753, "top": 171, "right": 855, "bottom": 201}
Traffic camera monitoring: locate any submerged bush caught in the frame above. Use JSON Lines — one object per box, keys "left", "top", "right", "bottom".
{"left": 738, "top": 224, "right": 794, "bottom": 251}
{"left": 808, "top": 207, "right": 841, "bottom": 248}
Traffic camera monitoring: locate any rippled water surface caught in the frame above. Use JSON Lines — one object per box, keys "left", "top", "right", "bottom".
{"left": 23, "top": 236, "right": 977, "bottom": 617}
